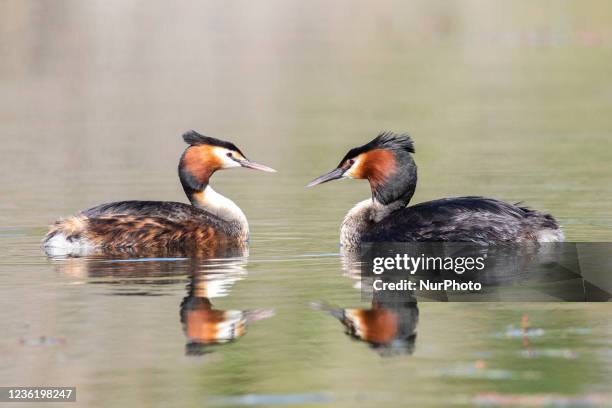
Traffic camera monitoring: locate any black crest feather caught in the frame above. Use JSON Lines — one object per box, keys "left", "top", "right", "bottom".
{"left": 341, "top": 131, "right": 415, "bottom": 164}
{"left": 182, "top": 130, "right": 245, "bottom": 156}
{"left": 370, "top": 131, "right": 415, "bottom": 153}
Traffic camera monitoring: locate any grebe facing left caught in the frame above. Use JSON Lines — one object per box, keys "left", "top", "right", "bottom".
{"left": 308, "top": 132, "right": 564, "bottom": 250}
{"left": 43, "top": 131, "right": 275, "bottom": 255}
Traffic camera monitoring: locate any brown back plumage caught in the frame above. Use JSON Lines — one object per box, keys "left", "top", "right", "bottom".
{"left": 45, "top": 213, "right": 244, "bottom": 255}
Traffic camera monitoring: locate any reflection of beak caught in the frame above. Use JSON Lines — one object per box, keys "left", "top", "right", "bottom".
{"left": 306, "top": 167, "right": 346, "bottom": 187}
{"left": 236, "top": 159, "right": 276, "bottom": 173}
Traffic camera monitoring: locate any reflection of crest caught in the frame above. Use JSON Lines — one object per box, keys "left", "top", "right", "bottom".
{"left": 312, "top": 250, "right": 419, "bottom": 357}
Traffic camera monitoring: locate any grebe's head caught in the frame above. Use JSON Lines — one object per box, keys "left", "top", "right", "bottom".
{"left": 307, "top": 132, "right": 417, "bottom": 206}
{"left": 179, "top": 130, "right": 275, "bottom": 191}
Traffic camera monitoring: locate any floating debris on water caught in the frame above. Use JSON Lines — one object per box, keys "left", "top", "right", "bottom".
{"left": 208, "top": 392, "right": 332, "bottom": 406}
{"left": 565, "top": 327, "right": 592, "bottom": 336}
{"left": 473, "top": 392, "right": 612, "bottom": 407}
{"left": 440, "top": 362, "right": 540, "bottom": 381}
{"left": 472, "top": 351, "right": 494, "bottom": 359}
{"left": 519, "top": 348, "right": 578, "bottom": 359}
{"left": 19, "top": 336, "right": 66, "bottom": 346}
{"left": 494, "top": 314, "right": 592, "bottom": 340}
{"left": 0, "top": 227, "right": 27, "bottom": 238}
{"left": 474, "top": 360, "right": 487, "bottom": 370}
{"left": 497, "top": 326, "right": 545, "bottom": 339}
{"left": 494, "top": 314, "right": 545, "bottom": 338}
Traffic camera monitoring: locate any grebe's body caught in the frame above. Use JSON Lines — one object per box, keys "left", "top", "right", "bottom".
{"left": 44, "top": 200, "right": 245, "bottom": 254}
{"left": 340, "top": 196, "right": 563, "bottom": 249}
{"left": 43, "top": 131, "right": 275, "bottom": 255}
{"left": 308, "top": 132, "right": 564, "bottom": 250}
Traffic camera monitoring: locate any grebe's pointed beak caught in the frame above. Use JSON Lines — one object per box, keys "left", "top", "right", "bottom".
{"left": 306, "top": 167, "right": 345, "bottom": 187}
{"left": 237, "top": 159, "right": 277, "bottom": 173}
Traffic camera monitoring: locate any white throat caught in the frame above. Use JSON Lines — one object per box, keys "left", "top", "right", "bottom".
{"left": 345, "top": 197, "right": 403, "bottom": 223}
{"left": 340, "top": 197, "right": 405, "bottom": 250}
{"left": 196, "top": 185, "right": 248, "bottom": 228}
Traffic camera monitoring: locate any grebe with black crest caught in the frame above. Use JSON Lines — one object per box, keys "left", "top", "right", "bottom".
{"left": 307, "top": 132, "right": 564, "bottom": 249}
{"left": 43, "top": 131, "right": 275, "bottom": 255}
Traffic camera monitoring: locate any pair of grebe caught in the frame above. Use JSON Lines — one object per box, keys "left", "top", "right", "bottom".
{"left": 43, "top": 130, "right": 563, "bottom": 253}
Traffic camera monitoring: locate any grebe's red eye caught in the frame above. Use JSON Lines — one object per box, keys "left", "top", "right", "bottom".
{"left": 348, "top": 159, "right": 355, "bottom": 166}
{"left": 227, "top": 152, "right": 233, "bottom": 158}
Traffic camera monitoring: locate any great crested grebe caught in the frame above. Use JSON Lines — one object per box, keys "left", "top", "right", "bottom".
{"left": 308, "top": 132, "right": 564, "bottom": 249}
{"left": 43, "top": 131, "right": 275, "bottom": 254}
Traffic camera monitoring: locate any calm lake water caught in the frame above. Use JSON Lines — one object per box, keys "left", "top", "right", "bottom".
{"left": 1, "top": 1, "right": 612, "bottom": 407}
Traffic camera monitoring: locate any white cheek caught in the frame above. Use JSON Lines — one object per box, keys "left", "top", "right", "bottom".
{"left": 213, "top": 148, "right": 241, "bottom": 169}
{"left": 225, "top": 159, "right": 241, "bottom": 169}
{"left": 344, "top": 158, "right": 362, "bottom": 179}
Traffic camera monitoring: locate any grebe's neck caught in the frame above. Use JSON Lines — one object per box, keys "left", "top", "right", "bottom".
{"left": 340, "top": 197, "right": 406, "bottom": 250}
{"left": 189, "top": 185, "right": 248, "bottom": 228}
{"left": 340, "top": 156, "right": 417, "bottom": 248}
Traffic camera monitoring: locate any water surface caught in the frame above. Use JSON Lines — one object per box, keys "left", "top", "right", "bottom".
{"left": 1, "top": 1, "right": 612, "bottom": 406}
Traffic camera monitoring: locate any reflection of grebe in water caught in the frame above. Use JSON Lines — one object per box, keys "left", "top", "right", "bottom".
{"left": 50, "top": 250, "right": 273, "bottom": 355}
{"left": 313, "top": 301, "right": 418, "bottom": 357}
{"left": 43, "top": 131, "right": 275, "bottom": 256}
{"left": 181, "top": 261, "right": 274, "bottom": 356}
{"left": 313, "top": 252, "right": 419, "bottom": 357}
